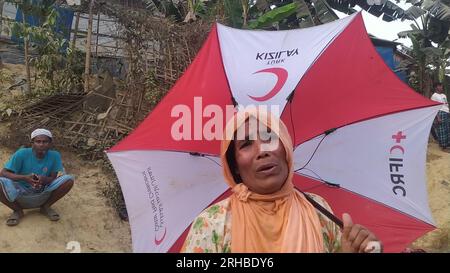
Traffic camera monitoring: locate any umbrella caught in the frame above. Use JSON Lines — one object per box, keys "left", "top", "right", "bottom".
{"left": 106, "top": 13, "right": 440, "bottom": 252}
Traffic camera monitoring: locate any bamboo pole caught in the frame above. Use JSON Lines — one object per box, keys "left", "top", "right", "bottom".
{"left": 71, "top": 11, "right": 80, "bottom": 53}
{"left": 84, "top": 0, "right": 95, "bottom": 93}
{"left": 0, "top": 1, "right": 4, "bottom": 36}
{"left": 95, "top": 12, "right": 100, "bottom": 57}
{"left": 22, "top": 9, "right": 31, "bottom": 94}
{"left": 241, "top": 0, "right": 248, "bottom": 28}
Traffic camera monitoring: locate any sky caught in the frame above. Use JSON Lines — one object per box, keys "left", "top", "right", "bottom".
{"left": 334, "top": 3, "right": 417, "bottom": 48}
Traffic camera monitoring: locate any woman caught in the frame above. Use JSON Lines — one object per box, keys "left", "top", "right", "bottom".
{"left": 181, "top": 109, "right": 380, "bottom": 253}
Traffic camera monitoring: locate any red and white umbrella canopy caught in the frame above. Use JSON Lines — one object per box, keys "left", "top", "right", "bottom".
{"left": 107, "top": 13, "right": 440, "bottom": 253}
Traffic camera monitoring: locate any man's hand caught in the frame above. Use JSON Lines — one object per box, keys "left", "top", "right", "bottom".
{"left": 341, "top": 213, "right": 382, "bottom": 253}
{"left": 24, "top": 174, "right": 41, "bottom": 189}
{"left": 36, "top": 175, "right": 53, "bottom": 186}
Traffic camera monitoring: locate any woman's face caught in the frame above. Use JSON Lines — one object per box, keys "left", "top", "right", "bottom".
{"left": 233, "top": 118, "right": 289, "bottom": 194}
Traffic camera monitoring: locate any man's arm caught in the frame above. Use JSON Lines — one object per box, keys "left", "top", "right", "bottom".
{"left": 0, "top": 168, "right": 38, "bottom": 187}
{"left": 435, "top": 115, "right": 442, "bottom": 123}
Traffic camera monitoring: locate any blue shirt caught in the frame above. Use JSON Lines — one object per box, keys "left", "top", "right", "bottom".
{"left": 3, "top": 147, "right": 64, "bottom": 187}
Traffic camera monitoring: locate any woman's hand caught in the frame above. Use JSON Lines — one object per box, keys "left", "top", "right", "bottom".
{"left": 341, "top": 213, "right": 382, "bottom": 253}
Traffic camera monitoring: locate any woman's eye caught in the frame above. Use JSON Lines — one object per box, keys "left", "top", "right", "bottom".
{"left": 240, "top": 140, "right": 252, "bottom": 148}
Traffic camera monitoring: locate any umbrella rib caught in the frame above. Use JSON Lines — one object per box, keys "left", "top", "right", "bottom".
{"left": 295, "top": 173, "right": 436, "bottom": 227}
{"left": 294, "top": 171, "right": 341, "bottom": 189}
{"left": 288, "top": 100, "right": 296, "bottom": 146}
{"left": 300, "top": 191, "right": 343, "bottom": 229}
{"left": 294, "top": 135, "right": 326, "bottom": 173}
{"left": 294, "top": 129, "right": 337, "bottom": 173}
{"left": 189, "top": 152, "right": 222, "bottom": 167}
{"left": 297, "top": 168, "right": 338, "bottom": 186}
{"left": 204, "top": 156, "right": 222, "bottom": 167}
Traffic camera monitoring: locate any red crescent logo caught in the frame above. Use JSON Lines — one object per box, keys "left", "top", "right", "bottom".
{"left": 154, "top": 227, "right": 167, "bottom": 245}
{"left": 390, "top": 145, "right": 405, "bottom": 154}
{"left": 248, "top": 67, "right": 288, "bottom": 102}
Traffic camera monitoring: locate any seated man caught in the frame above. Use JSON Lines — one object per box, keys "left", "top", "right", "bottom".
{"left": 0, "top": 129, "right": 74, "bottom": 226}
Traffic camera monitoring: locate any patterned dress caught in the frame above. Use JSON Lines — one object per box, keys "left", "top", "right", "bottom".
{"left": 181, "top": 193, "right": 341, "bottom": 253}
{"left": 431, "top": 92, "right": 450, "bottom": 148}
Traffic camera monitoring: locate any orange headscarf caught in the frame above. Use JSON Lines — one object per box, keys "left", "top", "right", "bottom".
{"left": 220, "top": 108, "right": 324, "bottom": 252}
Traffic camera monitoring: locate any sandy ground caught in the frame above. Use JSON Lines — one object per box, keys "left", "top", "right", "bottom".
{"left": 412, "top": 140, "right": 450, "bottom": 252}
{"left": 0, "top": 146, "right": 132, "bottom": 253}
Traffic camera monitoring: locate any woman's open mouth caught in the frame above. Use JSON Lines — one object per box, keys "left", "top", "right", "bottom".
{"left": 256, "top": 163, "right": 277, "bottom": 174}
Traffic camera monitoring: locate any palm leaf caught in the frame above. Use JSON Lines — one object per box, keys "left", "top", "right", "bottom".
{"left": 421, "top": 46, "right": 444, "bottom": 56}
{"left": 248, "top": 2, "right": 299, "bottom": 29}
{"left": 406, "top": 0, "right": 422, "bottom": 6}
{"left": 254, "top": 0, "right": 270, "bottom": 12}
{"left": 397, "top": 29, "right": 423, "bottom": 38}
{"left": 141, "top": 0, "right": 161, "bottom": 13}
{"left": 294, "top": 0, "right": 312, "bottom": 19}
{"left": 312, "top": 0, "right": 339, "bottom": 23}
{"left": 224, "top": 0, "right": 244, "bottom": 28}
{"left": 404, "top": 6, "right": 426, "bottom": 19}
{"left": 423, "top": 0, "right": 450, "bottom": 21}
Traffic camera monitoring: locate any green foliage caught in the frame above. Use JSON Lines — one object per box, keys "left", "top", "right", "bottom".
{"left": 142, "top": 0, "right": 184, "bottom": 21}
{"left": 398, "top": 8, "right": 450, "bottom": 94}
{"left": 30, "top": 29, "right": 84, "bottom": 94}
{"left": 220, "top": 0, "right": 339, "bottom": 30}
{"left": 212, "top": 229, "right": 219, "bottom": 252}
{"left": 0, "top": 69, "right": 15, "bottom": 85}
{"left": 192, "top": 0, "right": 208, "bottom": 16}
{"left": 7, "top": 0, "right": 55, "bottom": 16}
{"left": 423, "top": 0, "right": 450, "bottom": 21}
{"left": 224, "top": 0, "right": 244, "bottom": 28}
{"left": 312, "top": 0, "right": 338, "bottom": 24}
{"left": 144, "top": 70, "right": 166, "bottom": 107}
{"left": 248, "top": 2, "right": 299, "bottom": 29}
{"left": 140, "top": 0, "right": 334, "bottom": 30}
{"left": 9, "top": 1, "right": 84, "bottom": 94}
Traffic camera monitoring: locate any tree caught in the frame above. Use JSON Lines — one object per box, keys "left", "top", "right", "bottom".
{"left": 7, "top": 0, "right": 51, "bottom": 94}
{"left": 397, "top": 0, "right": 450, "bottom": 96}
{"left": 6, "top": 0, "right": 84, "bottom": 94}
{"left": 220, "top": 0, "right": 423, "bottom": 30}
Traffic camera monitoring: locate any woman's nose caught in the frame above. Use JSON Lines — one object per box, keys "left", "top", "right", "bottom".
{"left": 256, "top": 141, "right": 270, "bottom": 159}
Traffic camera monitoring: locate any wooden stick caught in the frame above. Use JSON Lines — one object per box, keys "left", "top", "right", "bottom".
{"left": 22, "top": 10, "right": 31, "bottom": 94}
{"left": 114, "top": 121, "right": 133, "bottom": 131}
{"left": 95, "top": 12, "right": 101, "bottom": 57}
{"left": 65, "top": 121, "right": 100, "bottom": 127}
{"left": 71, "top": 12, "right": 80, "bottom": 53}
{"left": 91, "top": 92, "right": 116, "bottom": 100}
{"left": 84, "top": 0, "right": 95, "bottom": 93}
{"left": 68, "top": 112, "right": 87, "bottom": 131}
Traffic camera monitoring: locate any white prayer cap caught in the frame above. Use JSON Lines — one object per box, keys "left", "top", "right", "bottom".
{"left": 31, "top": 128, "right": 52, "bottom": 140}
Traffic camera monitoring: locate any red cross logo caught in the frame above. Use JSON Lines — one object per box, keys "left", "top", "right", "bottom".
{"left": 392, "top": 131, "right": 406, "bottom": 143}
